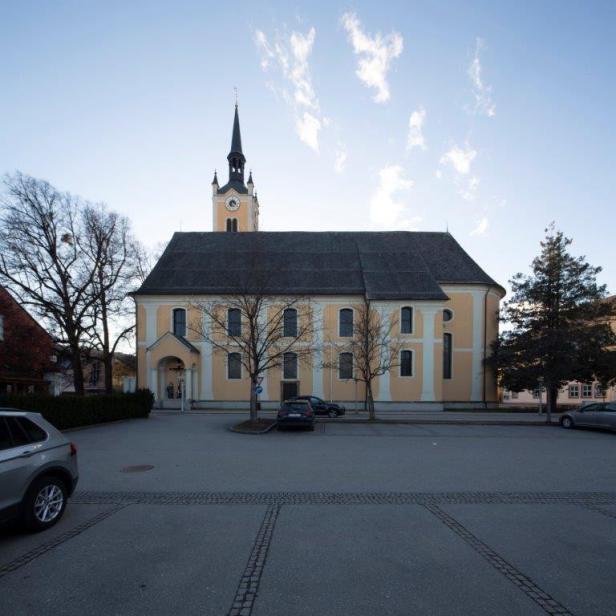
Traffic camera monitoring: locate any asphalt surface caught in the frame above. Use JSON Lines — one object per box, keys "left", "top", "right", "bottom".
{"left": 1, "top": 414, "right": 615, "bottom": 616}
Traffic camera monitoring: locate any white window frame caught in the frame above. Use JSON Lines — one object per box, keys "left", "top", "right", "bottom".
{"left": 227, "top": 352, "right": 242, "bottom": 380}
{"left": 399, "top": 349, "right": 415, "bottom": 378}
{"left": 568, "top": 384, "right": 580, "bottom": 399}
{"left": 581, "top": 383, "right": 593, "bottom": 398}
{"left": 227, "top": 308, "right": 242, "bottom": 337}
{"left": 170, "top": 307, "right": 187, "bottom": 338}
{"left": 338, "top": 307, "right": 354, "bottom": 338}
{"left": 283, "top": 308, "right": 298, "bottom": 338}
{"left": 338, "top": 352, "right": 354, "bottom": 380}
{"left": 399, "top": 306, "right": 415, "bottom": 335}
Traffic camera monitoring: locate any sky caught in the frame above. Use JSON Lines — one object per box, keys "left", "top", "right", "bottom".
{"left": 1, "top": 0, "right": 615, "bottom": 296}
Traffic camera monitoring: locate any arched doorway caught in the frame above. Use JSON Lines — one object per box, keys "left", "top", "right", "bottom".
{"left": 158, "top": 356, "right": 185, "bottom": 401}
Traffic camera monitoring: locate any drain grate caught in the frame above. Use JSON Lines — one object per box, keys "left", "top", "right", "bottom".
{"left": 121, "top": 465, "right": 154, "bottom": 473}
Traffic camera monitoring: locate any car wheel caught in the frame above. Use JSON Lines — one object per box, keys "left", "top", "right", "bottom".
{"left": 328, "top": 409, "right": 337, "bottom": 418}
{"left": 22, "top": 476, "right": 67, "bottom": 532}
{"left": 560, "top": 416, "right": 574, "bottom": 429}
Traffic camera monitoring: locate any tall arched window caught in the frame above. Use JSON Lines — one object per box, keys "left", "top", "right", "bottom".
{"left": 173, "top": 308, "right": 186, "bottom": 337}
{"left": 228, "top": 352, "right": 241, "bottom": 379}
{"left": 443, "top": 333, "right": 453, "bottom": 380}
{"left": 339, "top": 352, "right": 353, "bottom": 379}
{"left": 401, "top": 306, "right": 413, "bottom": 334}
{"left": 226, "top": 218, "right": 238, "bottom": 232}
{"left": 400, "top": 350, "right": 413, "bottom": 377}
{"left": 228, "top": 308, "right": 241, "bottom": 336}
{"left": 283, "top": 352, "right": 298, "bottom": 379}
{"left": 283, "top": 308, "right": 298, "bottom": 337}
{"left": 339, "top": 308, "right": 353, "bottom": 337}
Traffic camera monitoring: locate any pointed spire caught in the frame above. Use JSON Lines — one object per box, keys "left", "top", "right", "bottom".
{"left": 211, "top": 170, "right": 218, "bottom": 185}
{"left": 230, "top": 104, "right": 243, "bottom": 155}
{"left": 247, "top": 170, "right": 253, "bottom": 185}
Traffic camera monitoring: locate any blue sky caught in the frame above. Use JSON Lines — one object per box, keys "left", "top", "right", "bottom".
{"left": 1, "top": 1, "right": 614, "bottom": 295}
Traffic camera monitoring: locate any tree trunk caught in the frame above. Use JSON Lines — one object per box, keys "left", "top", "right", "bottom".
{"left": 366, "top": 381, "right": 376, "bottom": 421}
{"left": 70, "top": 343, "right": 84, "bottom": 395}
{"left": 249, "top": 378, "right": 258, "bottom": 422}
{"left": 103, "top": 352, "right": 113, "bottom": 394}
{"left": 546, "top": 384, "right": 559, "bottom": 424}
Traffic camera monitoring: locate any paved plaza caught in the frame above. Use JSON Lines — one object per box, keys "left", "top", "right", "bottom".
{"left": 1, "top": 414, "right": 616, "bottom": 615}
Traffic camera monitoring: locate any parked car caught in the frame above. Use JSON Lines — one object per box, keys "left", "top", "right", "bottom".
{"left": 0, "top": 410, "right": 79, "bottom": 531}
{"left": 560, "top": 402, "right": 616, "bottom": 432}
{"left": 288, "top": 395, "right": 346, "bottom": 418}
{"left": 277, "top": 400, "right": 315, "bottom": 430}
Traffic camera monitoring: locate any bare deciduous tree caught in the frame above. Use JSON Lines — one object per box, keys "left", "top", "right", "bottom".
{"left": 324, "top": 297, "right": 401, "bottom": 420}
{"left": 190, "top": 291, "right": 316, "bottom": 422}
{"left": 0, "top": 173, "right": 101, "bottom": 394}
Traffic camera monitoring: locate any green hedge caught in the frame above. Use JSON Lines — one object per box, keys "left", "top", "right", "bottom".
{"left": 0, "top": 389, "right": 154, "bottom": 430}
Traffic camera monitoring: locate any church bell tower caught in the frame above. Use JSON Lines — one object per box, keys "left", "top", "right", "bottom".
{"left": 212, "top": 104, "right": 260, "bottom": 232}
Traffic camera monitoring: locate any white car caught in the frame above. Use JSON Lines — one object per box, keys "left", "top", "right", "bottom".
{"left": 0, "top": 410, "right": 79, "bottom": 531}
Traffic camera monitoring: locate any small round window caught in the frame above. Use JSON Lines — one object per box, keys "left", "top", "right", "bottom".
{"left": 443, "top": 309, "right": 453, "bottom": 322}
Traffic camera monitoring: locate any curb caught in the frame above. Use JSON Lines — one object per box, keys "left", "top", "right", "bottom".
{"left": 316, "top": 419, "right": 557, "bottom": 427}
{"left": 230, "top": 421, "right": 278, "bottom": 435}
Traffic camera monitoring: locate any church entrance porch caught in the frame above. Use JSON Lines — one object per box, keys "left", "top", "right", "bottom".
{"left": 157, "top": 356, "right": 194, "bottom": 410}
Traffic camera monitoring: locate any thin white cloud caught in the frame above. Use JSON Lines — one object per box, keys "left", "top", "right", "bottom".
{"left": 407, "top": 107, "right": 426, "bottom": 151}
{"left": 370, "top": 165, "right": 420, "bottom": 229}
{"left": 468, "top": 38, "right": 495, "bottom": 117}
{"left": 440, "top": 144, "right": 477, "bottom": 175}
{"left": 470, "top": 217, "right": 489, "bottom": 236}
{"left": 341, "top": 12, "right": 403, "bottom": 103}
{"left": 334, "top": 147, "right": 347, "bottom": 174}
{"left": 255, "top": 27, "right": 323, "bottom": 151}
{"left": 460, "top": 176, "right": 480, "bottom": 202}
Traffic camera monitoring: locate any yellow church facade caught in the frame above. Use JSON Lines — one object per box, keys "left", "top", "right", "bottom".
{"left": 134, "top": 106, "right": 505, "bottom": 410}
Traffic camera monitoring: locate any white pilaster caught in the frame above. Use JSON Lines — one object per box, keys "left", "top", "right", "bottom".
{"left": 150, "top": 367, "right": 158, "bottom": 401}
{"left": 199, "top": 312, "right": 214, "bottom": 400}
{"left": 184, "top": 368, "right": 193, "bottom": 401}
{"left": 376, "top": 304, "right": 391, "bottom": 402}
{"left": 144, "top": 303, "right": 157, "bottom": 345}
{"left": 312, "top": 303, "right": 324, "bottom": 398}
{"left": 471, "top": 290, "right": 486, "bottom": 401}
{"left": 419, "top": 305, "right": 440, "bottom": 402}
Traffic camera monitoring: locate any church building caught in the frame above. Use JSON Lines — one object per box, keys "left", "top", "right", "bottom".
{"left": 134, "top": 105, "right": 505, "bottom": 410}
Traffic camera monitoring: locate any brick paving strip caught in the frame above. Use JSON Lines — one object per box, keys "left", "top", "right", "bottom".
{"left": 425, "top": 504, "right": 574, "bottom": 616}
{"left": 226, "top": 504, "right": 281, "bottom": 616}
{"left": 0, "top": 504, "right": 126, "bottom": 579}
{"left": 72, "top": 490, "right": 616, "bottom": 506}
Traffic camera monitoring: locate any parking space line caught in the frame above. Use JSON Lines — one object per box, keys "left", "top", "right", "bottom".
{"left": 424, "top": 504, "right": 574, "bottom": 616}
{"left": 226, "top": 504, "right": 281, "bottom": 616}
{"left": 0, "top": 504, "right": 126, "bottom": 579}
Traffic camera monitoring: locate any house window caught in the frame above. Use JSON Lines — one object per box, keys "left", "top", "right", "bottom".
{"left": 443, "top": 309, "right": 453, "bottom": 322}
{"left": 568, "top": 384, "right": 580, "bottom": 398}
{"left": 443, "top": 333, "right": 453, "bottom": 380}
{"left": 581, "top": 383, "right": 592, "bottom": 398}
{"left": 89, "top": 362, "right": 101, "bottom": 386}
{"left": 283, "top": 352, "right": 298, "bottom": 379}
{"left": 283, "top": 308, "right": 297, "bottom": 337}
{"left": 0, "top": 314, "right": 4, "bottom": 341}
{"left": 339, "top": 352, "right": 353, "bottom": 380}
{"left": 172, "top": 308, "right": 186, "bottom": 337}
{"left": 228, "top": 353, "right": 241, "bottom": 379}
{"left": 532, "top": 389, "right": 541, "bottom": 399}
{"left": 595, "top": 384, "right": 606, "bottom": 398}
{"left": 226, "top": 218, "right": 238, "bottom": 232}
{"left": 400, "top": 350, "right": 413, "bottom": 377}
{"left": 401, "top": 307, "right": 413, "bottom": 334}
{"left": 228, "top": 308, "right": 241, "bottom": 336}
{"left": 339, "top": 309, "right": 353, "bottom": 337}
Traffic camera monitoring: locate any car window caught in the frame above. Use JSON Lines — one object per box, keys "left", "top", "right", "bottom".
{"left": 606, "top": 403, "right": 616, "bottom": 412}
{"left": 581, "top": 404, "right": 601, "bottom": 412}
{"left": 0, "top": 418, "right": 12, "bottom": 450}
{"left": 17, "top": 418, "right": 47, "bottom": 442}
{"left": 311, "top": 397, "right": 321, "bottom": 405}
{"left": 286, "top": 402, "right": 308, "bottom": 411}
{"left": 5, "top": 417, "right": 33, "bottom": 446}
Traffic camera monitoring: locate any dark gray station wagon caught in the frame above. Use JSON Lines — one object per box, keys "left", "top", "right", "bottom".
{"left": 560, "top": 402, "right": 616, "bottom": 432}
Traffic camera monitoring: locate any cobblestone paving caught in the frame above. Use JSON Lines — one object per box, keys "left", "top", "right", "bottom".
{"left": 72, "top": 490, "right": 616, "bottom": 506}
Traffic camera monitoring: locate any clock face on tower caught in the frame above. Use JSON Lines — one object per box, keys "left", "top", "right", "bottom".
{"left": 225, "top": 197, "right": 240, "bottom": 211}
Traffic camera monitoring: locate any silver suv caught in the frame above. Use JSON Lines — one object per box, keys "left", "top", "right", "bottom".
{"left": 0, "top": 410, "right": 79, "bottom": 532}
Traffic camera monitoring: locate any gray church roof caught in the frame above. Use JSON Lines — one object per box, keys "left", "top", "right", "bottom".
{"left": 135, "top": 231, "right": 502, "bottom": 300}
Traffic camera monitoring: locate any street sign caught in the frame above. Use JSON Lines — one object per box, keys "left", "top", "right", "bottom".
{"left": 255, "top": 386, "right": 263, "bottom": 395}
{"left": 257, "top": 376, "right": 264, "bottom": 386}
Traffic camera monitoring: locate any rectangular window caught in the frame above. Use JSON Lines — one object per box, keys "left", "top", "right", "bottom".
{"left": 339, "top": 353, "right": 353, "bottom": 380}
{"left": 581, "top": 383, "right": 592, "bottom": 398}
{"left": 228, "top": 353, "right": 241, "bottom": 379}
{"left": 595, "top": 384, "right": 606, "bottom": 398}
{"left": 568, "top": 384, "right": 579, "bottom": 398}
{"left": 228, "top": 308, "right": 241, "bottom": 336}
{"left": 283, "top": 309, "right": 298, "bottom": 337}
{"left": 173, "top": 309, "right": 186, "bottom": 337}
{"left": 400, "top": 350, "right": 413, "bottom": 377}
{"left": 443, "top": 333, "right": 453, "bottom": 380}
{"left": 401, "top": 307, "right": 413, "bottom": 334}
{"left": 89, "top": 362, "right": 101, "bottom": 386}
{"left": 283, "top": 352, "right": 298, "bottom": 380}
